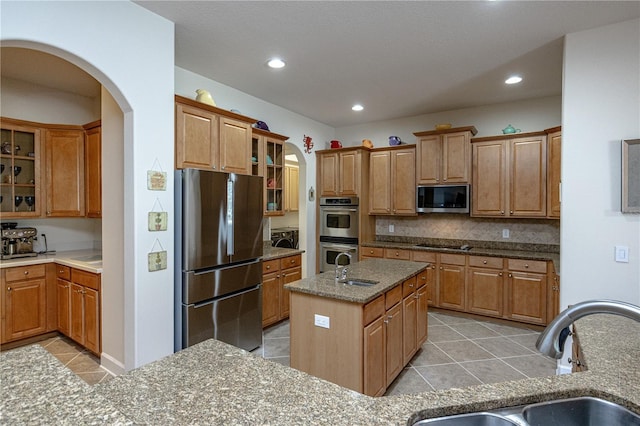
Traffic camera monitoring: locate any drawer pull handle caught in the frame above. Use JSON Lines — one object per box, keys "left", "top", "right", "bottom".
{"left": 483, "top": 260, "right": 487, "bottom": 264}
{"left": 7, "top": 287, "right": 11, "bottom": 292}
{"left": 291, "top": 260, "right": 295, "bottom": 264}
{"left": 499, "top": 272, "right": 503, "bottom": 276}
{"left": 266, "top": 265, "right": 271, "bottom": 270}
{"left": 525, "top": 264, "right": 529, "bottom": 268}
{"left": 24, "top": 271, "right": 29, "bottom": 275}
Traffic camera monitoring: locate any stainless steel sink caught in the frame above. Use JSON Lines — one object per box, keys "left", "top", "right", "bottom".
{"left": 341, "top": 278, "right": 379, "bottom": 287}
{"left": 522, "top": 396, "right": 640, "bottom": 426}
{"left": 410, "top": 397, "right": 640, "bottom": 426}
{"left": 414, "top": 412, "right": 519, "bottom": 425}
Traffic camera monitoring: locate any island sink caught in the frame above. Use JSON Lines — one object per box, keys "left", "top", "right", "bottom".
{"left": 340, "top": 278, "right": 379, "bottom": 287}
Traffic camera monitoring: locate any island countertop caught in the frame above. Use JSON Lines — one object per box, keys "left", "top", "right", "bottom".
{"left": 284, "top": 258, "right": 430, "bottom": 304}
{"left": 1, "top": 314, "right": 638, "bottom": 424}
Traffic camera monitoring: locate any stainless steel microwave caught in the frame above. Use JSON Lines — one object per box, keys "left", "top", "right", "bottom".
{"left": 416, "top": 184, "right": 470, "bottom": 213}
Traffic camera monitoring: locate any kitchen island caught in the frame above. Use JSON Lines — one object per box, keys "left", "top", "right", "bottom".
{"left": 1, "top": 314, "right": 638, "bottom": 425}
{"left": 285, "top": 258, "right": 431, "bottom": 396}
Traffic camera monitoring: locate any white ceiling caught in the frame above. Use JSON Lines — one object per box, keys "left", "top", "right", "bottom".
{"left": 2, "top": 1, "right": 639, "bottom": 128}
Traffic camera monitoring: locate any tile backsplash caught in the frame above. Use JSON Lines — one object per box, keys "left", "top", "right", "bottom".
{"left": 376, "top": 215, "right": 559, "bottom": 245}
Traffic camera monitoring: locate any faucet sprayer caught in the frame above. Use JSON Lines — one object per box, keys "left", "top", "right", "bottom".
{"left": 536, "top": 299, "right": 640, "bottom": 359}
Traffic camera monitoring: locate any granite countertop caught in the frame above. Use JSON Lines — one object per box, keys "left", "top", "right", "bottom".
{"left": 262, "top": 244, "right": 305, "bottom": 261}
{"left": 362, "top": 239, "right": 560, "bottom": 274}
{"left": 285, "top": 258, "right": 429, "bottom": 304}
{"left": 1, "top": 314, "right": 638, "bottom": 424}
{"left": 0, "top": 249, "right": 103, "bottom": 273}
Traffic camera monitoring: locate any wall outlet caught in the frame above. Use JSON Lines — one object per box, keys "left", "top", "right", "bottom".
{"left": 314, "top": 314, "right": 330, "bottom": 329}
{"left": 389, "top": 224, "right": 395, "bottom": 233}
{"left": 502, "top": 228, "right": 510, "bottom": 239}
{"left": 615, "top": 246, "right": 629, "bottom": 263}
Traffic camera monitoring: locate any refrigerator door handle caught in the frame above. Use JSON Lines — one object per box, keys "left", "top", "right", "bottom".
{"left": 226, "top": 176, "right": 234, "bottom": 256}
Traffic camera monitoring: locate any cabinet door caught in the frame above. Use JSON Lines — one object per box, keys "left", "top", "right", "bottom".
{"left": 176, "top": 103, "right": 218, "bottom": 170}
{"left": 284, "top": 165, "right": 299, "bottom": 212}
{"left": 416, "top": 285, "right": 429, "bottom": 346}
{"left": 402, "top": 294, "right": 418, "bottom": 364}
{"left": 506, "top": 271, "right": 547, "bottom": 325}
{"left": 510, "top": 136, "right": 547, "bottom": 217}
{"left": 83, "top": 286, "right": 100, "bottom": 354}
{"left": 438, "top": 264, "right": 466, "bottom": 311}
{"left": 427, "top": 265, "right": 437, "bottom": 306}
{"left": 45, "top": 129, "right": 85, "bottom": 217}
{"left": 363, "top": 316, "right": 386, "bottom": 397}
{"left": 339, "top": 151, "right": 360, "bottom": 196}
{"left": 85, "top": 125, "right": 102, "bottom": 218}
{"left": 4, "top": 279, "right": 47, "bottom": 341}
{"left": 392, "top": 148, "right": 416, "bottom": 215}
{"left": 467, "top": 267, "right": 503, "bottom": 318}
{"left": 547, "top": 131, "right": 561, "bottom": 218}
{"left": 281, "top": 266, "right": 301, "bottom": 319}
{"left": 385, "top": 303, "right": 403, "bottom": 385}
{"left": 219, "top": 117, "right": 251, "bottom": 175}
{"left": 70, "top": 282, "right": 85, "bottom": 345}
{"left": 261, "top": 272, "right": 280, "bottom": 327}
{"left": 56, "top": 278, "right": 71, "bottom": 336}
{"left": 472, "top": 141, "right": 507, "bottom": 217}
{"left": 369, "top": 151, "right": 391, "bottom": 214}
{"left": 442, "top": 131, "right": 470, "bottom": 183}
{"left": 318, "top": 152, "right": 338, "bottom": 196}
{"left": 416, "top": 136, "right": 440, "bottom": 184}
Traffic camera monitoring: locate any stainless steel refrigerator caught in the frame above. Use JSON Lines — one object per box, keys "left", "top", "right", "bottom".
{"left": 175, "top": 169, "right": 263, "bottom": 352}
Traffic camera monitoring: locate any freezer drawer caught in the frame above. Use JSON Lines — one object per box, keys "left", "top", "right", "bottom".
{"left": 182, "top": 259, "right": 262, "bottom": 305}
{"left": 182, "top": 286, "right": 262, "bottom": 351}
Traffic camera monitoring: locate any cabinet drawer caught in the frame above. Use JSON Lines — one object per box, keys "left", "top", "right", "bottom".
{"left": 263, "top": 259, "right": 280, "bottom": 274}
{"left": 411, "top": 251, "right": 437, "bottom": 263}
{"left": 384, "top": 248, "right": 411, "bottom": 260}
{"left": 56, "top": 265, "right": 71, "bottom": 280}
{"left": 361, "top": 247, "right": 384, "bottom": 258}
{"left": 507, "top": 259, "right": 547, "bottom": 274}
{"left": 468, "top": 256, "right": 503, "bottom": 269}
{"left": 363, "top": 295, "right": 384, "bottom": 326}
{"left": 71, "top": 269, "right": 100, "bottom": 291}
{"left": 416, "top": 269, "right": 429, "bottom": 288}
{"left": 402, "top": 275, "right": 417, "bottom": 298}
{"left": 439, "top": 253, "right": 466, "bottom": 266}
{"left": 385, "top": 285, "right": 402, "bottom": 309}
{"left": 280, "top": 255, "right": 301, "bottom": 270}
{"left": 5, "top": 264, "right": 46, "bottom": 282}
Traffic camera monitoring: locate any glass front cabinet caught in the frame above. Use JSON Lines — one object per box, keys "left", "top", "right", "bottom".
{"left": 251, "top": 128, "right": 288, "bottom": 216}
{"left": 0, "top": 120, "right": 42, "bottom": 218}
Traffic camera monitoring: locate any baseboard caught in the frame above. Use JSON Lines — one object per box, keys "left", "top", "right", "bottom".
{"left": 100, "top": 351, "right": 125, "bottom": 376}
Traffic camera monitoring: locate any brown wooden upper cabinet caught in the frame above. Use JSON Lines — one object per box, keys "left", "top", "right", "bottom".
{"left": 546, "top": 126, "right": 561, "bottom": 218}
{"left": 471, "top": 132, "right": 547, "bottom": 218}
{"left": 317, "top": 147, "right": 368, "bottom": 197}
{"left": 369, "top": 146, "right": 416, "bottom": 215}
{"left": 414, "top": 126, "right": 477, "bottom": 185}
{"left": 84, "top": 121, "right": 102, "bottom": 218}
{"left": 175, "top": 95, "right": 255, "bottom": 175}
{"left": 45, "top": 128, "right": 85, "bottom": 217}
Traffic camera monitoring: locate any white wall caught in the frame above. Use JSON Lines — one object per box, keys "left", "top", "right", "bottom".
{"left": 1, "top": 77, "right": 99, "bottom": 124}
{"left": 562, "top": 18, "right": 640, "bottom": 307}
{"left": 335, "top": 96, "right": 561, "bottom": 147}
{"left": 1, "top": 1, "right": 175, "bottom": 369}
{"left": 175, "top": 67, "right": 335, "bottom": 275}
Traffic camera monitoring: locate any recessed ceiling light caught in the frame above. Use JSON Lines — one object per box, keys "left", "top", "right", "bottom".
{"left": 352, "top": 104, "right": 364, "bottom": 111}
{"left": 505, "top": 75, "right": 523, "bottom": 84}
{"left": 267, "top": 58, "right": 286, "bottom": 69}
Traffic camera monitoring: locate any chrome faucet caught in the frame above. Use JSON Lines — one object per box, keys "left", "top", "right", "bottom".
{"left": 536, "top": 299, "right": 640, "bottom": 359}
{"left": 334, "top": 251, "right": 352, "bottom": 282}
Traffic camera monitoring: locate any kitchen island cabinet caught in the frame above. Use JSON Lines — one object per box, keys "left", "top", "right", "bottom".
{"left": 286, "top": 258, "right": 429, "bottom": 396}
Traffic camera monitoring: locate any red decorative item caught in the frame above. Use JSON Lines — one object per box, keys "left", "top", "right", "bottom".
{"left": 303, "top": 134, "right": 314, "bottom": 154}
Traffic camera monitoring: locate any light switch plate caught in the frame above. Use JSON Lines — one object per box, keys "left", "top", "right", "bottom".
{"left": 314, "top": 314, "right": 330, "bottom": 329}
{"left": 615, "top": 246, "right": 629, "bottom": 263}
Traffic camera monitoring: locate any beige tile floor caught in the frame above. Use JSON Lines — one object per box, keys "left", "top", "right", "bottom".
{"left": 39, "top": 310, "right": 557, "bottom": 395}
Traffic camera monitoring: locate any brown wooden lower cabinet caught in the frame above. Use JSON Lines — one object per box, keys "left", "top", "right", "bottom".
{"left": 360, "top": 245, "right": 558, "bottom": 327}
{"left": 262, "top": 254, "right": 301, "bottom": 328}
{"left": 2, "top": 265, "right": 48, "bottom": 342}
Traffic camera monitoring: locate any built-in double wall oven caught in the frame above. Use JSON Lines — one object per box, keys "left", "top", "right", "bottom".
{"left": 319, "top": 197, "right": 359, "bottom": 273}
